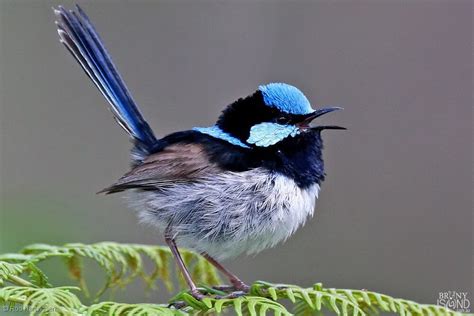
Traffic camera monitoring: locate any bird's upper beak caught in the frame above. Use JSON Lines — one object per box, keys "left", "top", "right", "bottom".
{"left": 297, "top": 107, "right": 346, "bottom": 131}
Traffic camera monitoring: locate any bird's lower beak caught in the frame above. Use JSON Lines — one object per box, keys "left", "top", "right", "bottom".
{"left": 297, "top": 107, "right": 346, "bottom": 131}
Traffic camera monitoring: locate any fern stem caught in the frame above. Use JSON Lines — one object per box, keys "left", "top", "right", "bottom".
{"left": 2, "top": 295, "right": 27, "bottom": 308}
{"left": 78, "top": 277, "right": 90, "bottom": 298}
{"left": 8, "top": 275, "right": 38, "bottom": 288}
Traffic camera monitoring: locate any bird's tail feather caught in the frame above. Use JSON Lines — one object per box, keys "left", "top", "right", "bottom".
{"left": 53, "top": 5, "right": 157, "bottom": 155}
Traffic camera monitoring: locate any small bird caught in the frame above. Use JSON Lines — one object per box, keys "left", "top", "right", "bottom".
{"left": 54, "top": 5, "right": 344, "bottom": 299}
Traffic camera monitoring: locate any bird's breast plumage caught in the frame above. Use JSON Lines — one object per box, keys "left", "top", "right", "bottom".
{"left": 134, "top": 168, "right": 319, "bottom": 260}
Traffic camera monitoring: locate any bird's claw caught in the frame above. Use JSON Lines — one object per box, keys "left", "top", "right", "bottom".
{"left": 191, "top": 289, "right": 207, "bottom": 300}
{"left": 231, "top": 280, "right": 250, "bottom": 293}
{"left": 213, "top": 281, "right": 250, "bottom": 294}
{"left": 171, "top": 287, "right": 248, "bottom": 309}
{"left": 213, "top": 285, "right": 235, "bottom": 292}
{"left": 215, "top": 290, "right": 247, "bottom": 299}
{"left": 168, "top": 301, "right": 186, "bottom": 309}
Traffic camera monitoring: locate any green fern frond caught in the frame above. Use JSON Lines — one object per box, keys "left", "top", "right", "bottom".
{"left": 26, "top": 263, "right": 51, "bottom": 288}
{"left": 250, "top": 281, "right": 364, "bottom": 316}
{"left": 170, "top": 290, "right": 291, "bottom": 316}
{"left": 327, "top": 288, "right": 464, "bottom": 316}
{"left": 0, "top": 242, "right": 470, "bottom": 316}
{"left": 291, "top": 284, "right": 466, "bottom": 316}
{"left": 0, "top": 261, "right": 25, "bottom": 285}
{"left": 85, "top": 301, "right": 185, "bottom": 316}
{"left": 16, "top": 242, "right": 222, "bottom": 297}
{"left": 0, "top": 286, "right": 82, "bottom": 315}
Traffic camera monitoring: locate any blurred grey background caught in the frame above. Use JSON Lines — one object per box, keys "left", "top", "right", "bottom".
{"left": 0, "top": 0, "right": 472, "bottom": 308}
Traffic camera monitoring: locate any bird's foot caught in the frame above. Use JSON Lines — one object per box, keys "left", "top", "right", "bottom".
{"left": 170, "top": 286, "right": 248, "bottom": 309}
{"left": 191, "top": 289, "right": 207, "bottom": 300}
{"left": 213, "top": 285, "right": 235, "bottom": 292}
{"left": 168, "top": 288, "right": 210, "bottom": 309}
{"left": 231, "top": 279, "right": 250, "bottom": 293}
{"left": 215, "top": 290, "right": 247, "bottom": 299}
{"left": 213, "top": 280, "right": 250, "bottom": 294}
{"left": 169, "top": 301, "right": 187, "bottom": 309}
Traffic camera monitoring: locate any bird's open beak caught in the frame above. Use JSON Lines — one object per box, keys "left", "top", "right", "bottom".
{"left": 297, "top": 107, "right": 346, "bottom": 131}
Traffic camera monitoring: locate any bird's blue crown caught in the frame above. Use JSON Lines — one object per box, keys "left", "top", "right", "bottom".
{"left": 259, "top": 83, "right": 314, "bottom": 115}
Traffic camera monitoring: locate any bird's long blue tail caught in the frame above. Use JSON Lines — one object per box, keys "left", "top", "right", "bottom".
{"left": 54, "top": 5, "right": 157, "bottom": 156}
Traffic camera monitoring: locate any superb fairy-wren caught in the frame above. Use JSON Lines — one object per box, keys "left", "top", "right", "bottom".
{"left": 54, "top": 5, "right": 344, "bottom": 299}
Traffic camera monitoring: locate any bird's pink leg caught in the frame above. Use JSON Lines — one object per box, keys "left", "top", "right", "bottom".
{"left": 165, "top": 228, "right": 204, "bottom": 300}
{"left": 202, "top": 253, "right": 250, "bottom": 293}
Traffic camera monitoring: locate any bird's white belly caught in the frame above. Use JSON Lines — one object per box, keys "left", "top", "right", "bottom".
{"left": 132, "top": 168, "right": 319, "bottom": 260}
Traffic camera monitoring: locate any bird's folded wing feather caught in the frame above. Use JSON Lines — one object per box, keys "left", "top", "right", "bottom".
{"left": 99, "top": 143, "right": 220, "bottom": 194}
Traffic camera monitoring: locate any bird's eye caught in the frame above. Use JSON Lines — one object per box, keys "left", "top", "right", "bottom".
{"left": 276, "top": 116, "right": 289, "bottom": 124}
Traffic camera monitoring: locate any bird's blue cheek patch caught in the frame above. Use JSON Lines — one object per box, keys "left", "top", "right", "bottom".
{"left": 247, "top": 123, "right": 300, "bottom": 147}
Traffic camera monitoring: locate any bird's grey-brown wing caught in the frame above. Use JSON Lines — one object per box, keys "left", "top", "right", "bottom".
{"left": 99, "top": 143, "right": 220, "bottom": 194}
